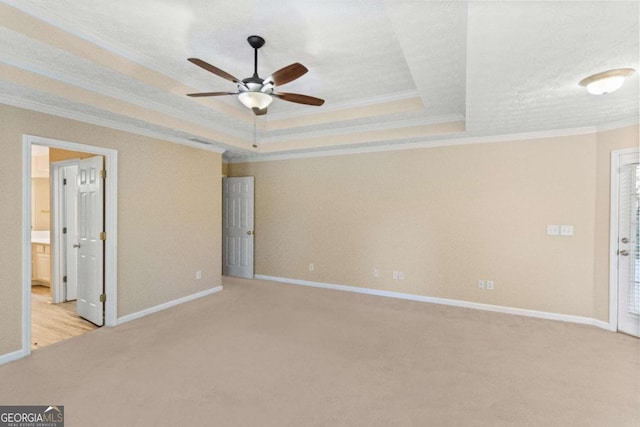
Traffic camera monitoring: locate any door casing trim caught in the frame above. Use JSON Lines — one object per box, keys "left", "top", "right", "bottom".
{"left": 22, "top": 135, "right": 118, "bottom": 358}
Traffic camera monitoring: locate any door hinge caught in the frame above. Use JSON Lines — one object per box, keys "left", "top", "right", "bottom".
{"left": 99, "top": 232, "right": 107, "bottom": 241}
{"left": 63, "top": 227, "right": 67, "bottom": 234}
{"left": 63, "top": 275, "right": 67, "bottom": 283}
{"left": 100, "top": 170, "right": 107, "bottom": 179}
{"left": 63, "top": 178, "right": 67, "bottom": 185}
{"left": 99, "top": 293, "right": 106, "bottom": 303}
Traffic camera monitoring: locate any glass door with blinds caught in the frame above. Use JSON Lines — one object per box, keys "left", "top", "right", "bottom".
{"left": 616, "top": 152, "right": 640, "bottom": 337}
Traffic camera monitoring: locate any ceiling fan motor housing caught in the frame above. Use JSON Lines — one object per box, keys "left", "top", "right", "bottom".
{"left": 239, "top": 77, "right": 274, "bottom": 94}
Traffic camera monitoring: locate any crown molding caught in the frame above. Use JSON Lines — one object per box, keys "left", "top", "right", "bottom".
{"left": 225, "top": 122, "right": 639, "bottom": 163}
{"left": 0, "top": 95, "right": 226, "bottom": 153}
{"left": 2, "top": 0, "right": 209, "bottom": 92}
{"left": 0, "top": 53, "right": 252, "bottom": 141}
{"left": 259, "top": 114, "right": 464, "bottom": 145}
{"left": 1, "top": 1, "right": 254, "bottom": 126}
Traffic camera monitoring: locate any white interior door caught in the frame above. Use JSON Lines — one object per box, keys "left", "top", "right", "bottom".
{"left": 76, "top": 156, "right": 104, "bottom": 326}
{"left": 52, "top": 162, "right": 79, "bottom": 303}
{"left": 63, "top": 165, "right": 79, "bottom": 301}
{"left": 223, "top": 177, "right": 254, "bottom": 278}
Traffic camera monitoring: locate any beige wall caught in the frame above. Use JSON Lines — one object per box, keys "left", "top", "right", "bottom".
{"left": 229, "top": 125, "right": 639, "bottom": 321}
{"left": 32, "top": 178, "right": 50, "bottom": 230}
{"left": 49, "top": 147, "right": 96, "bottom": 163}
{"left": 0, "top": 104, "right": 222, "bottom": 356}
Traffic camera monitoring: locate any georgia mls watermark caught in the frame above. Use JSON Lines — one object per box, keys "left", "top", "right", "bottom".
{"left": 0, "top": 406, "right": 64, "bottom": 427}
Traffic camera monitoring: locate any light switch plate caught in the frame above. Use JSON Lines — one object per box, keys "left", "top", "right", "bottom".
{"left": 547, "top": 225, "right": 560, "bottom": 236}
{"left": 560, "top": 225, "right": 574, "bottom": 236}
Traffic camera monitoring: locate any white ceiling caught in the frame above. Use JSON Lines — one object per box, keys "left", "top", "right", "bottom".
{"left": 1, "top": 1, "right": 638, "bottom": 161}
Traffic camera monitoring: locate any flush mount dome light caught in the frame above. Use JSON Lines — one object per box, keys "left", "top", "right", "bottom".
{"left": 579, "top": 68, "right": 635, "bottom": 95}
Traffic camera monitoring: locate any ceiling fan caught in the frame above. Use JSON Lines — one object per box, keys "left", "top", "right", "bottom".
{"left": 187, "top": 35, "right": 324, "bottom": 116}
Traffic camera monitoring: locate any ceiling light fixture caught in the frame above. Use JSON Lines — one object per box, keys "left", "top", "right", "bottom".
{"left": 238, "top": 91, "right": 273, "bottom": 111}
{"left": 579, "top": 68, "right": 635, "bottom": 95}
{"left": 187, "top": 35, "right": 324, "bottom": 116}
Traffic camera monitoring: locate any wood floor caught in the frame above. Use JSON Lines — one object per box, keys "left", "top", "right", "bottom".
{"left": 31, "top": 285, "right": 98, "bottom": 350}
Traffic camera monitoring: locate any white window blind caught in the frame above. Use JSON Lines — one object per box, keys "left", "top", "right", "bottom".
{"left": 620, "top": 163, "right": 640, "bottom": 315}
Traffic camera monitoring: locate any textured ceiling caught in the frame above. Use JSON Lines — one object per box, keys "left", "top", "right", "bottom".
{"left": 0, "top": 0, "right": 638, "bottom": 161}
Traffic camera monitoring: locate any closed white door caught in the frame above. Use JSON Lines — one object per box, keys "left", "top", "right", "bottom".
{"left": 76, "top": 156, "right": 104, "bottom": 326}
{"left": 223, "top": 177, "right": 254, "bottom": 278}
{"left": 616, "top": 152, "right": 639, "bottom": 337}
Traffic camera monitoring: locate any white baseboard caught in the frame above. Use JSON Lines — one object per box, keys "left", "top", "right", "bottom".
{"left": 255, "top": 275, "right": 611, "bottom": 330}
{"left": 0, "top": 349, "right": 26, "bottom": 366}
{"left": 1, "top": 286, "right": 224, "bottom": 365}
{"left": 117, "top": 286, "right": 223, "bottom": 325}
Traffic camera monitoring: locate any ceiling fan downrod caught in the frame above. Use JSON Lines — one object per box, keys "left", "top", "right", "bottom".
{"left": 247, "top": 35, "right": 265, "bottom": 79}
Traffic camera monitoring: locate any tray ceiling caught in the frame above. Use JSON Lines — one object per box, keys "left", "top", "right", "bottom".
{"left": 0, "top": 1, "right": 638, "bottom": 161}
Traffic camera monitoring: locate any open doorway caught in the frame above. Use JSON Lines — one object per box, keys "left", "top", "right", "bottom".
{"left": 22, "top": 135, "right": 118, "bottom": 358}
{"left": 30, "top": 145, "right": 102, "bottom": 349}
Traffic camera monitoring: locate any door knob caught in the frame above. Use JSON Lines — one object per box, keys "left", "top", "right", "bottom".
{"left": 619, "top": 250, "right": 629, "bottom": 256}
{"left": 247, "top": 231, "right": 254, "bottom": 235}
{"left": 621, "top": 237, "right": 629, "bottom": 243}
{"left": 73, "top": 243, "right": 81, "bottom": 248}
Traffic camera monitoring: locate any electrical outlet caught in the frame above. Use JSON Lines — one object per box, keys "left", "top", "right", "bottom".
{"left": 196, "top": 270, "right": 202, "bottom": 280}
{"left": 486, "top": 280, "right": 494, "bottom": 290}
{"left": 392, "top": 271, "right": 399, "bottom": 280}
{"left": 309, "top": 263, "right": 314, "bottom": 271}
{"left": 478, "top": 280, "right": 485, "bottom": 289}
{"left": 373, "top": 269, "right": 380, "bottom": 278}
{"left": 547, "top": 225, "right": 560, "bottom": 236}
{"left": 398, "top": 271, "right": 405, "bottom": 280}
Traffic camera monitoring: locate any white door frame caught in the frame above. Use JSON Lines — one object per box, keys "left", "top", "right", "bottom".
{"left": 22, "top": 135, "right": 118, "bottom": 358}
{"left": 51, "top": 159, "right": 79, "bottom": 304}
{"left": 609, "top": 147, "right": 640, "bottom": 332}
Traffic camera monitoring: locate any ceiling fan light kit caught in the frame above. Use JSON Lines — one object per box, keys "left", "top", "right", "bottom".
{"left": 579, "top": 68, "right": 635, "bottom": 95}
{"left": 187, "top": 35, "right": 324, "bottom": 115}
{"left": 239, "top": 91, "right": 273, "bottom": 110}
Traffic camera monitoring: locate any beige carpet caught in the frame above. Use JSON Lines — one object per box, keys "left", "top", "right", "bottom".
{"left": 1, "top": 276, "right": 638, "bottom": 426}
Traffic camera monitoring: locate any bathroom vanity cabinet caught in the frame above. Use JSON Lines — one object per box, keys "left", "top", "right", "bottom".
{"left": 32, "top": 242, "right": 51, "bottom": 286}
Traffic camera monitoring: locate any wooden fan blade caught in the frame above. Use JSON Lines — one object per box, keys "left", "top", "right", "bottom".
{"left": 252, "top": 107, "right": 268, "bottom": 116}
{"left": 270, "top": 63, "right": 308, "bottom": 86}
{"left": 188, "top": 58, "right": 241, "bottom": 84}
{"left": 273, "top": 92, "right": 325, "bottom": 106}
{"left": 187, "top": 91, "right": 238, "bottom": 97}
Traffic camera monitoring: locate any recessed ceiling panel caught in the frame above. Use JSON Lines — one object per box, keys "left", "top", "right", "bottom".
{"left": 1, "top": 1, "right": 638, "bottom": 159}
